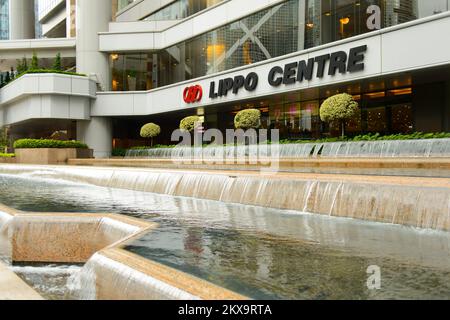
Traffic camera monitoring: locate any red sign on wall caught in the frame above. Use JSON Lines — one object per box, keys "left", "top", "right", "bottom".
{"left": 183, "top": 85, "right": 203, "bottom": 104}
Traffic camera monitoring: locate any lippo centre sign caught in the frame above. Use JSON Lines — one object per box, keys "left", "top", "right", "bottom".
{"left": 183, "top": 45, "right": 367, "bottom": 104}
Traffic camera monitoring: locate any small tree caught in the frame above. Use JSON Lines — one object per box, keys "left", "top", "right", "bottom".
{"left": 4, "top": 71, "right": 10, "bottom": 84}
{"left": 180, "top": 116, "right": 201, "bottom": 133}
{"left": 234, "top": 109, "right": 261, "bottom": 130}
{"left": 22, "top": 57, "right": 28, "bottom": 73}
{"left": 16, "top": 59, "right": 23, "bottom": 74}
{"left": 52, "top": 52, "right": 62, "bottom": 71}
{"left": 0, "top": 126, "right": 9, "bottom": 153}
{"left": 17, "top": 57, "right": 28, "bottom": 74}
{"left": 140, "top": 123, "right": 161, "bottom": 147}
{"left": 30, "top": 52, "right": 39, "bottom": 70}
{"left": 320, "top": 93, "right": 359, "bottom": 138}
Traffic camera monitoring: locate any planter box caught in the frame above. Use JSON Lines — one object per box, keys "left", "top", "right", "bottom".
{"left": 0, "top": 157, "right": 16, "bottom": 164}
{"left": 15, "top": 148, "right": 94, "bottom": 165}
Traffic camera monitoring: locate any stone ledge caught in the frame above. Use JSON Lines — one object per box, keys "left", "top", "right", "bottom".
{"left": 0, "top": 262, "right": 43, "bottom": 300}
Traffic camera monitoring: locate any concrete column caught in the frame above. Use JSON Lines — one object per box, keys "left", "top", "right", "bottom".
{"left": 9, "top": 0, "right": 35, "bottom": 40}
{"left": 77, "top": 117, "right": 113, "bottom": 158}
{"left": 297, "top": 0, "right": 306, "bottom": 51}
{"left": 76, "top": 0, "right": 112, "bottom": 90}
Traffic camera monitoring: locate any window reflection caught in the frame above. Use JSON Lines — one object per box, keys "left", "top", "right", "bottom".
{"left": 111, "top": 0, "right": 449, "bottom": 92}
{"left": 143, "top": 0, "right": 223, "bottom": 21}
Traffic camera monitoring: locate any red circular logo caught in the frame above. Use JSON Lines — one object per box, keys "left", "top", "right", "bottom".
{"left": 183, "top": 85, "right": 203, "bottom": 104}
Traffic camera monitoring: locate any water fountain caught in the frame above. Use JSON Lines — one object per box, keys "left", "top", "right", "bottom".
{"left": 1, "top": 165, "right": 449, "bottom": 231}
{"left": 1, "top": 172, "right": 450, "bottom": 299}
{"left": 125, "top": 139, "right": 450, "bottom": 159}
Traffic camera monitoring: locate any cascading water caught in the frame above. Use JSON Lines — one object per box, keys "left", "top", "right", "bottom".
{"left": 125, "top": 139, "right": 450, "bottom": 159}
{"left": 1, "top": 165, "right": 450, "bottom": 231}
{"left": 2, "top": 171, "right": 450, "bottom": 299}
{"left": 69, "top": 253, "right": 201, "bottom": 300}
{"left": 0, "top": 210, "right": 13, "bottom": 263}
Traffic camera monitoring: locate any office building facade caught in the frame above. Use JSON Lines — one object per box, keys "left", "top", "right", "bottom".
{"left": 0, "top": 0, "right": 450, "bottom": 157}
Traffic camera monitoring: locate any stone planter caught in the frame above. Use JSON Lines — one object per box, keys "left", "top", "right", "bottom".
{"left": 15, "top": 148, "right": 94, "bottom": 165}
{"left": 0, "top": 157, "right": 16, "bottom": 164}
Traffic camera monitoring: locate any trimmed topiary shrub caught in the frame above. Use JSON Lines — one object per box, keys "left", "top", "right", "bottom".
{"left": 320, "top": 93, "right": 359, "bottom": 138}
{"left": 13, "top": 139, "right": 88, "bottom": 149}
{"left": 140, "top": 123, "right": 161, "bottom": 147}
{"left": 234, "top": 109, "right": 261, "bottom": 130}
{"left": 180, "top": 116, "right": 201, "bottom": 132}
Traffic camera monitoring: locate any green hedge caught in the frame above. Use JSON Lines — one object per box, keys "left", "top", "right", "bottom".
{"left": 14, "top": 139, "right": 89, "bottom": 149}
{"left": 17, "top": 69, "right": 86, "bottom": 77}
{"left": 0, "top": 153, "right": 14, "bottom": 158}
{"left": 112, "top": 148, "right": 127, "bottom": 157}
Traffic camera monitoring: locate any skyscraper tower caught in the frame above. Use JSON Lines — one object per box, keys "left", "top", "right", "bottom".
{"left": 0, "top": 0, "right": 9, "bottom": 40}
{"left": 384, "top": 0, "right": 418, "bottom": 27}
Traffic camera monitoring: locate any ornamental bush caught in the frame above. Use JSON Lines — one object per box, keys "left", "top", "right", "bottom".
{"left": 234, "top": 109, "right": 261, "bottom": 130}
{"left": 140, "top": 123, "right": 161, "bottom": 138}
{"left": 13, "top": 139, "right": 88, "bottom": 149}
{"left": 140, "top": 123, "right": 161, "bottom": 146}
{"left": 320, "top": 93, "right": 359, "bottom": 138}
{"left": 180, "top": 116, "right": 201, "bottom": 132}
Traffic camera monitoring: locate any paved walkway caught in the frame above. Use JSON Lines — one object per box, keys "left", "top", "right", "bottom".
{"left": 0, "top": 262, "right": 43, "bottom": 300}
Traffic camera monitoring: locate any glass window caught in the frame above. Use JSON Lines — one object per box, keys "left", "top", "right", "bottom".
{"left": 0, "top": 0, "right": 9, "bottom": 40}
{"left": 143, "top": 0, "right": 223, "bottom": 21}
{"left": 111, "top": 53, "right": 154, "bottom": 91}
{"left": 391, "top": 103, "right": 414, "bottom": 133}
{"left": 112, "top": 0, "right": 450, "bottom": 91}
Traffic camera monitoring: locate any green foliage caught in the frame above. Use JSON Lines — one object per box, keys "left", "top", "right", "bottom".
{"left": 0, "top": 153, "right": 15, "bottom": 158}
{"left": 320, "top": 93, "right": 359, "bottom": 137}
{"left": 351, "top": 132, "right": 450, "bottom": 141}
{"left": 234, "top": 109, "right": 261, "bottom": 130}
{"left": 131, "top": 144, "right": 177, "bottom": 150}
{"left": 13, "top": 139, "right": 89, "bottom": 149}
{"left": 112, "top": 148, "right": 127, "bottom": 157}
{"left": 30, "top": 52, "right": 39, "bottom": 70}
{"left": 1, "top": 70, "right": 86, "bottom": 87}
{"left": 320, "top": 93, "right": 359, "bottom": 123}
{"left": 280, "top": 132, "right": 450, "bottom": 144}
{"left": 19, "top": 69, "right": 85, "bottom": 77}
{"left": 140, "top": 123, "right": 161, "bottom": 139}
{"left": 180, "top": 116, "right": 201, "bottom": 132}
{"left": 52, "top": 53, "right": 63, "bottom": 71}
{"left": 0, "top": 127, "right": 7, "bottom": 147}
{"left": 16, "top": 57, "right": 29, "bottom": 74}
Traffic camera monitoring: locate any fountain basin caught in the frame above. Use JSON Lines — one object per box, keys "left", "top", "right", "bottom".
{"left": 1, "top": 165, "right": 449, "bottom": 231}
{"left": 0, "top": 261, "right": 43, "bottom": 300}
{"left": 0, "top": 204, "right": 246, "bottom": 300}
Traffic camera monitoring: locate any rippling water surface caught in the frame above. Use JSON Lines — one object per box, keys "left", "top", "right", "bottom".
{"left": 1, "top": 173, "right": 450, "bottom": 300}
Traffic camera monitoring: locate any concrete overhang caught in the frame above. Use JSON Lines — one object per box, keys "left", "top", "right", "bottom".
{"left": 0, "top": 73, "right": 97, "bottom": 127}
{"left": 0, "top": 38, "right": 76, "bottom": 60}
